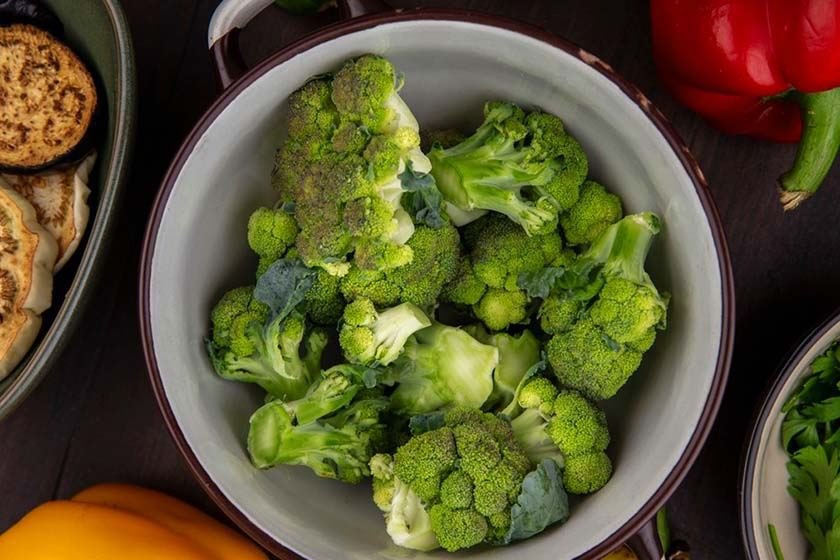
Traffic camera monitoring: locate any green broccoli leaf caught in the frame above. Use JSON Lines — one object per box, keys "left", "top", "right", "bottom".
{"left": 517, "top": 263, "right": 602, "bottom": 300}
{"left": 503, "top": 459, "right": 569, "bottom": 544}
{"left": 254, "top": 258, "right": 317, "bottom": 322}
{"left": 400, "top": 162, "right": 446, "bottom": 229}
{"left": 408, "top": 411, "right": 445, "bottom": 435}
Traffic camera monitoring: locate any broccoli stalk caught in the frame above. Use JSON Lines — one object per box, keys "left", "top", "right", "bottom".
{"left": 248, "top": 385, "right": 389, "bottom": 484}
{"left": 384, "top": 324, "right": 499, "bottom": 415}
{"left": 464, "top": 325, "right": 542, "bottom": 412}
{"left": 429, "top": 102, "right": 589, "bottom": 236}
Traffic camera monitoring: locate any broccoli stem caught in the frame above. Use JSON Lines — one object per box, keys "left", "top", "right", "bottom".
{"left": 779, "top": 88, "right": 840, "bottom": 211}
{"left": 589, "top": 212, "right": 660, "bottom": 286}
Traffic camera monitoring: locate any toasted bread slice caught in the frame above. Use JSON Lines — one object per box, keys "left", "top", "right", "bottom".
{"left": 2, "top": 152, "right": 95, "bottom": 270}
{"left": 0, "top": 24, "right": 97, "bottom": 170}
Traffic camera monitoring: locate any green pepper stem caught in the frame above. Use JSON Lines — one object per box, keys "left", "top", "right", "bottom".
{"left": 779, "top": 88, "right": 840, "bottom": 211}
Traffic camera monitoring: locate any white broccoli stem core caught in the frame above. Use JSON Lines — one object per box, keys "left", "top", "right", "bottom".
{"left": 387, "top": 93, "right": 420, "bottom": 132}
{"left": 386, "top": 480, "right": 439, "bottom": 551}
{"left": 443, "top": 202, "right": 487, "bottom": 226}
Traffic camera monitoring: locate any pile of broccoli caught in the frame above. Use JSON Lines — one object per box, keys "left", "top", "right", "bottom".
{"left": 206, "top": 54, "right": 669, "bottom": 553}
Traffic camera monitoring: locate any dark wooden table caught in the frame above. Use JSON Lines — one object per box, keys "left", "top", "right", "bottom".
{"left": 2, "top": 1, "right": 837, "bottom": 558}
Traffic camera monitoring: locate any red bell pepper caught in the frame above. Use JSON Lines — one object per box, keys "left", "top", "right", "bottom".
{"left": 651, "top": 0, "right": 840, "bottom": 210}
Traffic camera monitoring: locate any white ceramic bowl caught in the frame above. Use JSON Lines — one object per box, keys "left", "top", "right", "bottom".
{"left": 141, "top": 2, "right": 734, "bottom": 559}
{"left": 741, "top": 311, "right": 840, "bottom": 559}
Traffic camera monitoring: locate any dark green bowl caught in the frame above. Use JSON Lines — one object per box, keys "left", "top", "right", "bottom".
{"left": 0, "top": 0, "right": 136, "bottom": 420}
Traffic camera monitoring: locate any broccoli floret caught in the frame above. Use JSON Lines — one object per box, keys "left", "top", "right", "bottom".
{"left": 370, "top": 453, "right": 439, "bottom": 551}
{"left": 539, "top": 295, "right": 581, "bottom": 335}
{"left": 385, "top": 323, "right": 499, "bottom": 415}
{"left": 465, "top": 325, "right": 542, "bottom": 412}
{"left": 281, "top": 364, "right": 371, "bottom": 425}
{"left": 247, "top": 388, "right": 388, "bottom": 483}
{"left": 339, "top": 298, "right": 431, "bottom": 366}
{"left": 429, "top": 102, "right": 569, "bottom": 236}
{"left": 302, "top": 268, "right": 345, "bottom": 324}
{"left": 372, "top": 407, "right": 566, "bottom": 552}
{"left": 559, "top": 180, "right": 622, "bottom": 246}
{"left": 468, "top": 214, "right": 562, "bottom": 292}
{"left": 273, "top": 55, "right": 437, "bottom": 275}
{"left": 547, "top": 318, "right": 644, "bottom": 400}
{"left": 542, "top": 213, "right": 668, "bottom": 399}
{"left": 517, "top": 377, "right": 558, "bottom": 416}
{"left": 538, "top": 134, "right": 588, "bottom": 212}
{"left": 441, "top": 254, "right": 487, "bottom": 306}
{"left": 207, "top": 287, "right": 323, "bottom": 400}
{"left": 473, "top": 288, "right": 529, "bottom": 332}
{"left": 563, "top": 452, "right": 613, "bottom": 495}
{"left": 340, "top": 224, "right": 461, "bottom": 308}
{"left": 248, "top": 207, "right": 298, "bottom": 264}
{"left": 510, "top": 379, "right": 613, "bottom": 495}
{"left": 547, "top": 390, "right": 610, "bottom": 456}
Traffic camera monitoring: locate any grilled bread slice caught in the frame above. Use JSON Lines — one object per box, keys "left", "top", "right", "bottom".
{"left": 0, "top": 185, "right": 57, "bottom": 379}
{"left": 0, "top": 24, "right": 97, "bottom": 170}
{"left": 2, "top": 152, "right": 94, "bottom": 270}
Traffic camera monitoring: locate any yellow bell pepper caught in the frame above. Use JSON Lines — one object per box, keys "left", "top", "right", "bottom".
{"left": 602, "top": 545, "right": 640, "bottom": 559}
{"left": 0, "top": 501, "right": 216, "bottom": 560}
{"left": 0, "top": 484, "right": 267, "bottom": 560}
{"left": 72, "top": 483, "right": 266, "bottom": 560}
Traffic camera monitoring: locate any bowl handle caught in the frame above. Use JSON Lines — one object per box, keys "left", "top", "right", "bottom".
{"left": 627, "top": 516, "right": 666, "bottom": 560}
{"left": 208, "top": 0, "right": 390, "bottom": 88}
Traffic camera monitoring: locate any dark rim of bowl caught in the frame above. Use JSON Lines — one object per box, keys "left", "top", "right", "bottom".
{"left": 139, "top": 8, "right": 735, "bottom": 560}
{"left": 739, "top": 307, "right": 840, "bottom": 559}
{"left": 0, "top": 0, "right": 136, "bottom": 421}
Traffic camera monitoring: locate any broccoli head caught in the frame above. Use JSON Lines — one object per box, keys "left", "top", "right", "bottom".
{"left": 510, "top": 378, "right": 613, "bottom": 495}
{"left": 273, "top": 55, "right": 437, "bottom": 275}
{"left": 371, "top": 407, "right": 568, "bottom": 552}
{"left": 519, "top": 213, "right": 668, "bottom": 399}
{"left": 428, "top": 102, "right": 589, "bottom": 236}
{"left": 340, "top": 223, "right": 461, "bottom": 308}
{"left": 207, "top": 286, "right": 325, "bottom": 401}
{"left": 559, "top": 180, "right": 622, "bottom": 246}
{"left": 339, "top": 298, "right": 431, "bottom": 366}
{"left": 467, "top": 214, "right": 563, "bottom": 292}
{"left": 385, "top": 323, "right": 499, "bottom": 415}
{"left": 247, "top": 382, "right": 389, "bottom": 484}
